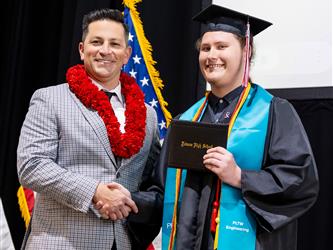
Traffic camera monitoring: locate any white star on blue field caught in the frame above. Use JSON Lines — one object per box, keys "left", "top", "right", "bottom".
{"left": 123, "top": 8, "right": 168, "bottom": 139}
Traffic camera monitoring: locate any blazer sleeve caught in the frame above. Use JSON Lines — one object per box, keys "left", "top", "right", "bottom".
{"left": 17, "top": 88, "right": 99, "bottom": 213}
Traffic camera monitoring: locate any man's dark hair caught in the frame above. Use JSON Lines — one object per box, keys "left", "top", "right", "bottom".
{"left": 82, "top": 8, "right": 129, "bottom": 45}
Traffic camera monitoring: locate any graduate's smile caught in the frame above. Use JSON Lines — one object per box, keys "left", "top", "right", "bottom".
{"left": 206, "top": 63, "right": 225, "bottom": 70}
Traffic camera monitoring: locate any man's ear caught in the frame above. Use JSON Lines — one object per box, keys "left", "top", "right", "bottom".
{"left": 123, "top": 46, "right": 132, "bottom": 64}
{"left": 79, "top": 42, "right": 84, "bottom": 61}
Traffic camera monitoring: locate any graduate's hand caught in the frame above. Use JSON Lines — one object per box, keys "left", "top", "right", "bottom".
{"left": 93, "top": 182, "right": 138, "bottom": 220}
{"left": 94, "top": 200, "right": 132, "bottom": 220}
{"left": 203, "top": 147, "right": 242, "bottom": 188}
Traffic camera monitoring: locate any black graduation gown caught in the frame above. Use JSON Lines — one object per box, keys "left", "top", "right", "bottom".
{"left": 160, "top": 93, "right": 319, "bottom": 250}
{"left": 126, "top": 133, "right": 164, "bottom": 250}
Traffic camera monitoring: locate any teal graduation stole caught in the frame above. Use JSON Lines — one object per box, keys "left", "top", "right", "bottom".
{"left": 162, "top": 96, "right": 208, "bottom": 249}
{"left": 162, "top": 84, "right": 272, "bottom": 250}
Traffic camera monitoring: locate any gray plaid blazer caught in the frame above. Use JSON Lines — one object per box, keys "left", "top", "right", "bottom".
{"left": 17, "top": 83, "right": 161, "bottom": 250}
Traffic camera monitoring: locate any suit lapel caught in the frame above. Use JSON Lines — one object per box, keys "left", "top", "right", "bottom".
{"left": 67, "top": 87, "right": 117, "bottom": 166}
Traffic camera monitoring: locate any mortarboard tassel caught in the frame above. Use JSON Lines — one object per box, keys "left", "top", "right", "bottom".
{"left": 242, "top": 21, "right": 250, "bottom": 87}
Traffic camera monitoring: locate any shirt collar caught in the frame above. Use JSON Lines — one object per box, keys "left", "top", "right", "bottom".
{"left": 208, "top": 85, "right": 244, "bottom": 107}
{"left": 91, "top": 79, "right": 123, "bottom": 104}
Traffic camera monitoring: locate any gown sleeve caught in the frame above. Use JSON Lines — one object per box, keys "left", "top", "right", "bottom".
{"left": 241, "top": 97, "right": 319, "bottom": 232}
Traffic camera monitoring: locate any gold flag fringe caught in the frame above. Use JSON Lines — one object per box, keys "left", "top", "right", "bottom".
{"left": 123, "top": 0, "right": 172, "bottom": 126}
{"left": 17, "top": 186, "right": 31, "bottom": 229}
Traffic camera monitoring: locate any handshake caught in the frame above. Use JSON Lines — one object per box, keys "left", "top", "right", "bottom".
{"left": 92, "top": 182, "right": 138, "bottom": 220}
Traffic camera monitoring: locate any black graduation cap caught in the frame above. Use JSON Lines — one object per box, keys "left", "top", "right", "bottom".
{"left": 193, "top": 4, "right": 272, "bottom": 37}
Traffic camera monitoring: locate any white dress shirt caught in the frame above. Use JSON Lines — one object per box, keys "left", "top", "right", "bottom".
{"left": 92, "top": 80, "right": 126, "bottom": 133}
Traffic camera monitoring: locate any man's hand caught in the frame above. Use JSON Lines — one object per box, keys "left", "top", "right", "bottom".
{"left": 203, "top": 147, "right": 242, "bottom": 188}
{"left": 93, "top": 182, "right": 138, "bottom": 220}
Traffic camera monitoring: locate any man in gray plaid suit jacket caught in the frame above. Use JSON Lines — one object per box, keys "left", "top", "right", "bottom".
{"left": 17, "top": 8, "right": 163, "bottom": 250}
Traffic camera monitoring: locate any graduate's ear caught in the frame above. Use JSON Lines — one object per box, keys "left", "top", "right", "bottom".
{"left": 248, "top": 45, "right": 252, "bottom": 60}
{"left": 242, "top": 44, "right": 252, "bottom": 62}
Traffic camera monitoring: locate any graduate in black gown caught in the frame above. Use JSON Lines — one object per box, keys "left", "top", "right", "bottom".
{"left": 161, "top": 4, "right": 319, "bottom": 250}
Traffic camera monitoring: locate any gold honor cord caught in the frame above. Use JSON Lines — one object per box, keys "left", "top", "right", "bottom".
{"left": 168, "top": 95, "right": 208, "bottom": 249}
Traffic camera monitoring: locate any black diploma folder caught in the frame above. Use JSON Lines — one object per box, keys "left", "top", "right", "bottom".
{"left": 167, "top": 120, "right": 228, "bottom": 171}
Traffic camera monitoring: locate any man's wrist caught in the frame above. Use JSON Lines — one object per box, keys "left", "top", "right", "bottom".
{"left": 92, "top": 182, "right": 102, "bottom": 204}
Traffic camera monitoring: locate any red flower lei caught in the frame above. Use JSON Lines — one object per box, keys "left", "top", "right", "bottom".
{"left": 66, "top": 64, "right": 146, "bottom": 158}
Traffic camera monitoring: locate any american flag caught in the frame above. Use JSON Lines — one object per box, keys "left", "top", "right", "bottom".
{"left": 123, "top": 3, "right": 171, "bottom": 140}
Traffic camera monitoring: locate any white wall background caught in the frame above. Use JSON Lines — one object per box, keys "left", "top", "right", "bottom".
{"left": 213, "top": 0, "right": 332, "bottom": 89}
